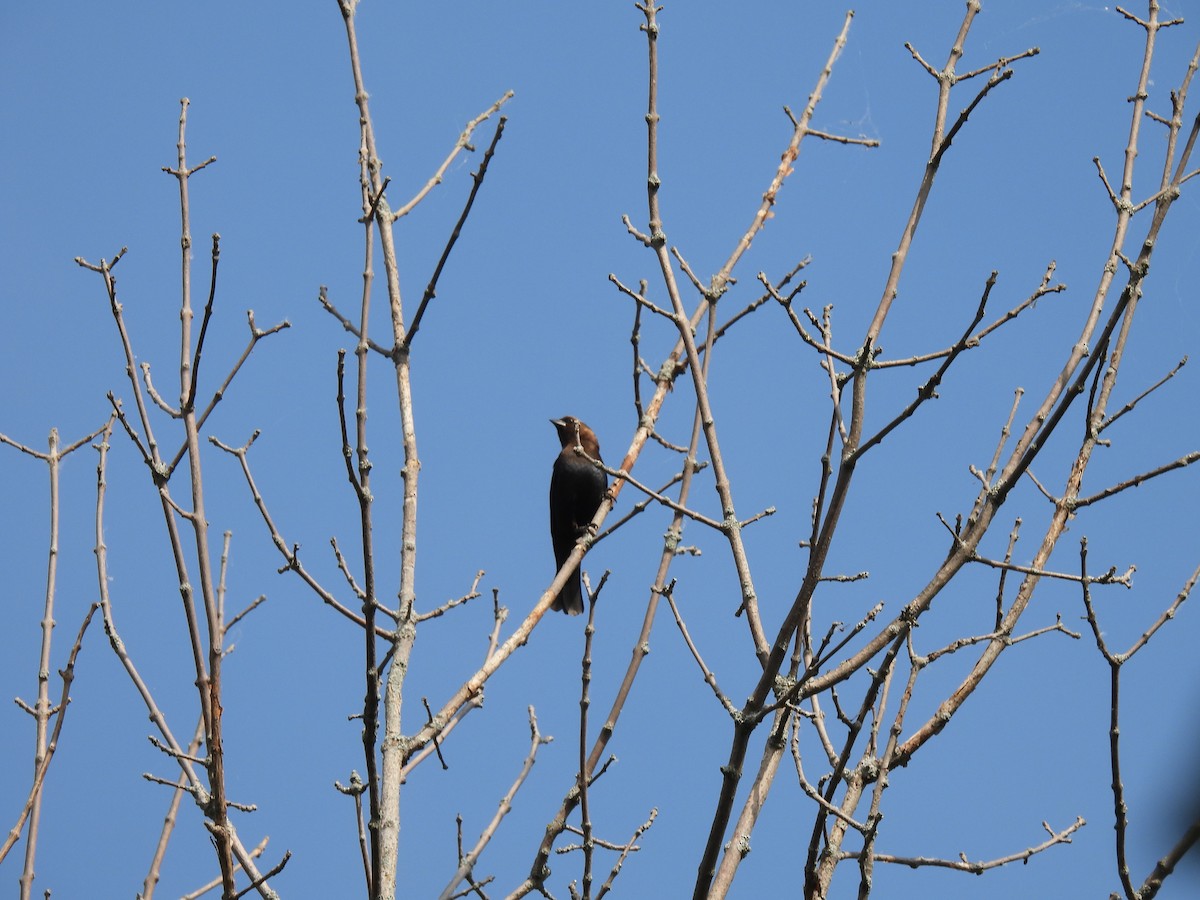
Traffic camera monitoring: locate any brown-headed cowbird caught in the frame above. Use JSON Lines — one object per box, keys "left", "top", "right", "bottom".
{"left": 549, "top": 416, "right": 607, "bottom": 615}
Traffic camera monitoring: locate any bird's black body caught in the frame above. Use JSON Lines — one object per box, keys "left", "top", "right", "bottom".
{"left": 549, "top": 416, "right": 606, "bottom": 615}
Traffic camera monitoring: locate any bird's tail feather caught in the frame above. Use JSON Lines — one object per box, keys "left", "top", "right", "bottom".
{"left": 552, "top": 574, "right": 585, "bottom": 615}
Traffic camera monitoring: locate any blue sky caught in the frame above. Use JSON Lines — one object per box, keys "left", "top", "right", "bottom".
{"left": 3, "top": 2, "right": 1200, "bottom": 898}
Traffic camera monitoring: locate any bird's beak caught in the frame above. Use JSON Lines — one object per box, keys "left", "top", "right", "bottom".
{"left": 550, "top": 418, "right": 565, "bottom": 428}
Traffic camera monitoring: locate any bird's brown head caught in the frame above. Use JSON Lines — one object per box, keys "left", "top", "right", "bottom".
{"left": 551, "top": 416, "right": 600, "bottom": 457}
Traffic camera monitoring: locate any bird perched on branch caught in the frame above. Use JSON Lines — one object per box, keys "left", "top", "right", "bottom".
{"left": 549, "top": 416, "right": 607, "bottom": 615}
